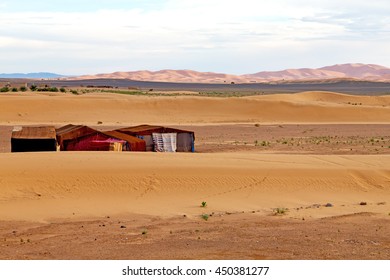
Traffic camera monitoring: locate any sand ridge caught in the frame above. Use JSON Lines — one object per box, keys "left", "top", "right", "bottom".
{"left": 1, "top": 91, "right": 390, "bottom": 125}
{"left": 74, "top": 63, "right": 390, "bottom": 83}
{"left": 0, "top": 152, "right": 389, "bottom": 222}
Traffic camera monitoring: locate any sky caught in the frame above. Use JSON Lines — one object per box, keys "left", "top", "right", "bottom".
{"left": 0, "top": 0, "right": 389, "bottom": 75}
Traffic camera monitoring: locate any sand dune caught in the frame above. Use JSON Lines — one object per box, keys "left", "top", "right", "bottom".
{"left": 75, "top": 63, "right": 390, "bottom": 83}
{"left": 1, "top": 91, "right": 389, "bottom": 125}
{"left": 250, "top": 91, "right": 390, "bottom": 106}
{"left": 78, "top": 69, "right": 250, "bottom": 83}
{"left": 0, "top": 152, "right": 389, "bottom": 222}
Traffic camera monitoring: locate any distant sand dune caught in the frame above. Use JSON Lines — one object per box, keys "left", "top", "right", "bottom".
{"left": 74, "top": 63, "right": 390, "bottom": 83}
{"left": 1, "top": 91, "right": 389, "bottom": 125}
{"left": 250, "top": 91, "right": 390, "bottom": 106}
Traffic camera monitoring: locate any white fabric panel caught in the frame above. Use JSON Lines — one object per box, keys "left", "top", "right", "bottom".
{"left": 162, "top": 133, "right": 177, "bottom": 152}
{"left": 152, "top": 133, "right": 177, "bottom": 152}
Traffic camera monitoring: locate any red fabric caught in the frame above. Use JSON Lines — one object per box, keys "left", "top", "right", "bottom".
{"left": 65, "top": 134, "right": 124, "bottom": 151}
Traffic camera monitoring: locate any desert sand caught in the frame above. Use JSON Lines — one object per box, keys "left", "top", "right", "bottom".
{"left": 1, "top": 91, "right": 390, "bottom": 125}
{"left": 0, "top": 90, "right": 389, "bottom": 259}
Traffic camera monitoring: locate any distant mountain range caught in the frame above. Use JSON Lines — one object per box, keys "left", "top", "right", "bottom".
{"left": 0, "top": 72, "right": 65, "bottom": 79}
{"left": 74, "top": 63, "right": 390, "bottom": 83}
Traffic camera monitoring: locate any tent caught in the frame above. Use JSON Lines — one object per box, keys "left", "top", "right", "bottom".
{"left": 11, "top": 126, "right": 57, "bottom": 152}
{"left": 117, "top": 125, "right": 195, "bottom": 152}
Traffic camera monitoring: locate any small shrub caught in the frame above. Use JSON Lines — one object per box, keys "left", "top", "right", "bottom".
{"left": 0, "top": 87, "right": 9, "bottom": 92}
{"left": 201, "top": 201, "right": 207, "bottom": 207}
{"left": 274, "top": 208, "right": 288, "bottom": 215}
{"left": 60, "top": 87, "right": 66, "bottom": 93}
{"left": 30, "top": 85, "right": 37, "bottom": 91}
{"left": 19, "top": 86, "right": 27, "bottom": 92}
{"left": 201, "top": 214, "right": 209, "bottom": 221}
{"left": 11, "top": 87, "right": 18, "bottom": 92}
{"left": 261, "top": 141, "right": 269, "bottom": 147}
{"left": 70, "top": 90, "right": 78, "bottom": 95}
{"left": 255, "top": 123, "right": 260, "bottom": 127}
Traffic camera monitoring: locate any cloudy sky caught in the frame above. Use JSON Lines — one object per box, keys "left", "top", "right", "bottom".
{"left": 0, "top": 0, "right": 389, "bottom": 75}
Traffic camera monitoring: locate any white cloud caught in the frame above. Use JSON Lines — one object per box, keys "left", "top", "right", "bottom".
{"left": 0, "top": 0, "right": 389, "bottom": 74}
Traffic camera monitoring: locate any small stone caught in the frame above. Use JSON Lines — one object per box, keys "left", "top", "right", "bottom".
{"left": 360, "top": 202, "right": 367, "bottom": 206}
{"left": 325, "top": 203, "right": 333, "bottom": 207}
{"left": 120, "top": 225, "right": 126, "bottom": 229}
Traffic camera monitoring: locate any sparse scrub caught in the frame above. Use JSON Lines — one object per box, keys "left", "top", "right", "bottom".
{"left": 0, "top": 87, "right": 9, "bottom": 92}
{"left": 274, "top": 207, "right": 288, "bottom": 215}
{"left": 201, "top": 214, "right": 209, "bottom": 221}
{"left": 36, "top": 87, "right": 59, "bottom": 92}
{"left": 102, "top": 89, "right": 147, "bottom": 96}
{"left": 19, "top": 86, "right": 27, "bottom": 92}
{"left": 261, "top": 140, "right": 270, "bottom": 146}
{"left": 201, "top": 201, "right": 207, "bottom": 207}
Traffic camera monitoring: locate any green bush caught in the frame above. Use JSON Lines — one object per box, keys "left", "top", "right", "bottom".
{"left": 19, "top": 86, "right": 27, "bottom": 92}
{"left": 0, "top": 87, "right": 9, "bottom": 92}
{"left": 201, "top": 214, "right": 209, "bottom": 221}
{"left": 11, "top": 87, "right": 18, "bottom": 92}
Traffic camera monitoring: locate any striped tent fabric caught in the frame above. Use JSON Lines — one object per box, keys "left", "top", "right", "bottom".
{"left": 152, "top": 133, "right": 177, "bottom": 152}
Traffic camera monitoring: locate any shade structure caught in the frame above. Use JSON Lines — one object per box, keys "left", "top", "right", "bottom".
{"left": 11, "top": 126, "right": 57, "bottom": 152}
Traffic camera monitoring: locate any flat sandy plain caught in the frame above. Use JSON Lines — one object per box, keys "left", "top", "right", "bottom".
{"left": 0, "top": 90, "right": 389, "bottom": 259}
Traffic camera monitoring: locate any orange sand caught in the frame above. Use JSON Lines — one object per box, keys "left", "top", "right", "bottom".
{"left": 0, "top": 91, "right": 389, "bottom": 126}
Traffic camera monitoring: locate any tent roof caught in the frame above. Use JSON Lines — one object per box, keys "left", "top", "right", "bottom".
{"left": 119, "top": 124, "right": 194, "bottom": 135}
{"left": 12, "top": 126, "right": 56, "bottom": 139}
{"left": 119, "top": 124, "right": 164, "bottom": 134}
{"left": 56, "top": 124, "right": 97, "bottom": 136}
{"left": 101, "top": 131, "right": 145, "bottom": 144}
